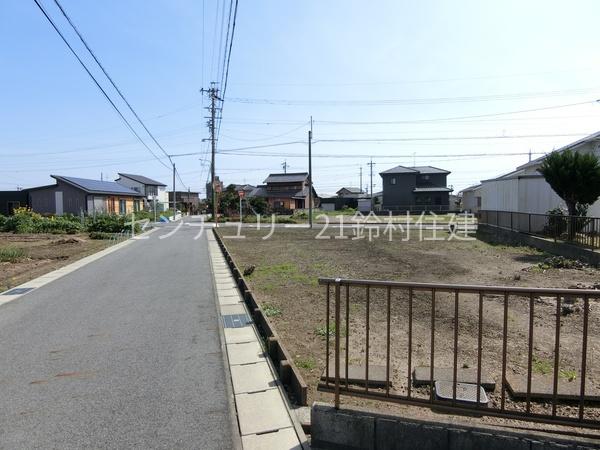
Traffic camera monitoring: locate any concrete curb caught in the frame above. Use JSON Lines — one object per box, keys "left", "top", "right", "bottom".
{"left": 207, "top": 232, "right": 307, "bottom": 449}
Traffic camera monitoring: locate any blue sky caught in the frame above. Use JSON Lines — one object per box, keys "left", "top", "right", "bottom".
{"left": 2, "top": 0, "right": 600, "bottom": 196}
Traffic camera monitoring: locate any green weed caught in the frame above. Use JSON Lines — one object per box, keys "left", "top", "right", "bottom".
{"left": 262, "top": 303, "right": 282, "bottom": 317}
{"left": 0, "top": 246, "right": 26, "bottom": 263}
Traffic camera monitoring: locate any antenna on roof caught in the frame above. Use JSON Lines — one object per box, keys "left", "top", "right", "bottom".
{"left": 101, "top": 172, "right": 103, "bottom": 181}
{"left": 282, "top": 160, "right": 289, "bottom": 174}
{"left": 528, "top": 149, "right": 531, "bottom": 162}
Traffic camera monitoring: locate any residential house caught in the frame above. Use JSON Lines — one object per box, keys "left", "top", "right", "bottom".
{"left": 459, "top": 184, "right": 482, "bottom": 213}
{"left": 253, "top": 172, "right": 318, "bottom": 212}
{"left": 477, "top": 131, "right": 600, "bottom": 216}
{"left": 115, "top": 173, "right": 168, "bottom": 211}
{"left": 0, "top": 190, "right": 30, "bottom": 215}
{"left": 380, "top": 165, "right": 453, "bottom": 212}
{"left": 169, "top": 191, "right": 200, "bottom": 213}
{"left": 336, "top": 187, "right": 363, "bottom": 198}
{"left": 232, "top": 184, "right": 256, "bottom": 197}
{"left": 28, "top": 175, "right": 144, "bottom": 215}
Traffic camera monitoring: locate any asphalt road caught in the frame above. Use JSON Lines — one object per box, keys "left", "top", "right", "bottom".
{"left": 0, "top": 218, "right": 236, "bottom": 449}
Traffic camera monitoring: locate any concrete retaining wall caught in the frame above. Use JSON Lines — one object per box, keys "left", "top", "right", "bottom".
{"left": 477, "top": 224, "right": 600, "bottom": 266}
{"left": 311, "top": 403, "right": 600, "bottom": 450}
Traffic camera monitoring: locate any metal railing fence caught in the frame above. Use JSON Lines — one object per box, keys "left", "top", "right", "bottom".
{"left": 318, "top": 277, "right": 600, "bottom": 430}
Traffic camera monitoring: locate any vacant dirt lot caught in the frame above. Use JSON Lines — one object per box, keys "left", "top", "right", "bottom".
{"left": 0, "top": 233, "right": 116, "bottom": 293}
{"left": 223, "top": 228, "right": 600, "bottom": 434}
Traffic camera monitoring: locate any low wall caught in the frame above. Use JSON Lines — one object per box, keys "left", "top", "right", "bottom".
{"left": 311, "top": 402, "right": 600, "bottom": 450}
{"left": 477, "top": 224, "right": 600, "bottom": 266}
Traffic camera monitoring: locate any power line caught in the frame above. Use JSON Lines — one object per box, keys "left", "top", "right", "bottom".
{"left": 50, "top": 0, "right": 189, "bottom": 190}
{"left": 226, "top": 89, "right": 600, "bottom": 107}
{"left": 32, "top": 0, "right": 170, "bottom": 170}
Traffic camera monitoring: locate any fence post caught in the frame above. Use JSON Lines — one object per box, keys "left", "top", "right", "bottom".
{"left": 334, "top": 279, "right": 341, "bottom": 409}
{"left": 528, "top": 213, "right": 531, "bottom": 234}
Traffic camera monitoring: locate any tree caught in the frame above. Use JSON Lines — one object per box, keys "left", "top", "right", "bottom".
{"left": 538, "top": 150, "right": 600, "bottom": 217}
{"left": 248, "top": 196, "right": 269, "bottom": 215}
{"left": 539, "top": 150, "right": 600, "bottom": 238}
{"left": 219, "top": 184, "right": 238, "bottom": 216}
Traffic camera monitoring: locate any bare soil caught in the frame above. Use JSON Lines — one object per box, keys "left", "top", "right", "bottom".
{"left": 223, "top": 228, "right": 600, "bottom": 437}
{"left": 0, "top": 233, "right": 115, "bottom": 293}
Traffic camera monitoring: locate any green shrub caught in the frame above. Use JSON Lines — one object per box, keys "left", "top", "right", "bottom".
{"left": 34, "top": 216, "right": 82, "bottom": 234}
{"left": 3, "top": 208, "right": 38, "bottom": 233}
{"left": 0, "top": 246, "right": 26, "bottom": 262}
{"left": 89, "top": 231, "right": 115, "bottom": 240}
{"left": 86, "top": 214, "right": 127, "bottom": 233}
{"left": 0, "top": 214, "right": 6, "bottom": 230}
{"left": 275, "top": 216, "right": 297, "bottom": 224}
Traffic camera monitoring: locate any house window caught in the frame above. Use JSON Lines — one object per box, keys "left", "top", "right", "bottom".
{"left": 390, "top": 177, "right": 396, "bottom": 185}
{"left": 476, "top": 197, "right": 482, "bottom": 207}
{"left": 119, "top": 199, "right": 126, "bottom": 214}
{"left": 134, "top": 200, "right": 140, "bottom": 212}
{"left": 422, "top": 175, "right": 430, "bottom": 181}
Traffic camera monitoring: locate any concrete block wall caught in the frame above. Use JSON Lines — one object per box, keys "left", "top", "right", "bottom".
{"left": 477, "top": 224, "right": 600, "bottom": 266}
{"left": 311, "top": 403, "right": 600, "bottom": 450}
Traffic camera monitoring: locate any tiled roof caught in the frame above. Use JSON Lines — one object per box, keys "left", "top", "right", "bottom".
{"left": 380, "top": 165, "right": 450, "bottom": 175}
{"left": 336, "top": 187, "right": 362, "bottom": 194}
{"left": 117, "top": 173, "right": 167, "bottom": 186}
{"left": 52, "top": 175, "right": 144, "bottom": 196}
{"left": 263, "top": 172, "right": 308, "bottom": 183}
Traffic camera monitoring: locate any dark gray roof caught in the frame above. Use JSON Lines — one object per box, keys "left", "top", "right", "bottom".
{"left": 249, "top": 186, "right": 267, "bottom": 197}
{"left": 263, "top": 172, "right": 308, "bottom": 183}
{"left": 413, "top": 187, "right": 453, "bottom": 193}
{"left": 233, "top": 184, "right": 256, "bottom": 192}
{"left": 380, "top": 165, "right": 450, "bottom": 175}
{"left": 117, "top": 173, "right": 167, "bottom": 186}
{"left": 52, "top": 175, "right": 144, "bottom": 196}
{"left": 336, "top": 187, "right": 362, "bottom": 194}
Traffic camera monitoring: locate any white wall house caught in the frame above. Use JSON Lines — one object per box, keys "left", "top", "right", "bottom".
{"left": 459, "top": 184, "right": 482, "bottom": 213}
{"left": 115, "top": 173, "right": 169, "bottom": 211}
{"left": 478, "top": 131, "right": 600, "bottom": 216}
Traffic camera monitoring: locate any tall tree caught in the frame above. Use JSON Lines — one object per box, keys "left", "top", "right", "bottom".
{"left": 539, "top": 150, "right": 600, "bottom": 217}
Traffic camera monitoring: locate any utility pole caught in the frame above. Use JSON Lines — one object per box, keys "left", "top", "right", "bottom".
{"left": 282, "top": 160, "right": 289, "bottom": 174}
{"left": 367, "top": 159, "right": 375, "bottom": 212}
{"left": 308, "top": 116, "right": 313, "bottom": 229}
{"left": 201, "top": 83, "right": 222, "bottom": 226}
{"left": 172, "top": 162, "right": 176, "bottom": 218}
{"left": 359, "top": 166, "right": 363, "bottom": 193}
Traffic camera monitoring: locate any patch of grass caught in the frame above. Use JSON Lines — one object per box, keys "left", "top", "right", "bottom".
{"left": 560, "top": 368, "right": 577, "bottom": 382}
{"left": 532, "top": 356, "right": 553, "bottom": 375}
{"left": 0, "top": 246, "right": 26, "bottom": 263}
{"left": 262, "top": 303, "right": 282, "bottom": 317}
{"left": 254, "top": 263, "right": 314, "bottom": 286}
{"left": 315, "top": 323, "right": 346, "bottom": 339}
{"left": 295, "top": 356, "right": 316, "bottom": 370}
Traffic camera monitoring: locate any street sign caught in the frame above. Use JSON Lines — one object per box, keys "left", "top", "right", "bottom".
{"left": 238, "top": 190, "right": 245, "bottom": 198}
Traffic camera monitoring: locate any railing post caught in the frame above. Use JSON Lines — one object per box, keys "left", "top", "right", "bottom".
{"left": 334, "top": 278, "right": 341, "bottom": 409}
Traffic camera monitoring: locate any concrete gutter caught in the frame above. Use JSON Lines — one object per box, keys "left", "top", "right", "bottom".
{"left": 207, "top": 232, "right": 307, "bottom": 449}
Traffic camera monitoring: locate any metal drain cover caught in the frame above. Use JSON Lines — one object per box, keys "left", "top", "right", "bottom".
{"left": 2, "top": 287, "right": 34, "bottom": 296}
{"left": 222, "top": 313, "right": 252, "bottom": 328}
{"left": 435, "top": 380, "right": 488, "bottom": 405}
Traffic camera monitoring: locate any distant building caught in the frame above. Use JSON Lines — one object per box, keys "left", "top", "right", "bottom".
{"left": 232, "top": 184, "right": 256, "bottom": 197}
{"left": 336, "top": 187, "right": 363, "bottom": 198}
{"left": 380, "top": 165, "right": 453, "bottom": 212}
{"left": 28, "top": 175, "right": 144, "bottom": 215}
{"left": 206, "top": 176, "right": 224, "bottom": 202}
{"left": 459, "top": 184, "right": 482, "bottom": 213}
{"left": 477, "top": 131, "right": 600, "bottom": 216}
{"left": 115, "top": 173, "right": 168, "bottom": 211}
{"left": 0, "top": 190, "right": 30, "bottom": 215}
{"left": 169, "top": 191, "right": 200, "bottom": 213}
{"left": 253, "top": 172, "right": 319, "bottom": 212}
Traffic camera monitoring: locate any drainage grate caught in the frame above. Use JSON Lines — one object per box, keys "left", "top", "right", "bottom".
{"left": 435, "top": 380, "right": 489, "bottom": 405}
{"left": 2, "top": 287, "right": 35, "bottom": 296}
{"left": 222, "top": 313, "right": 252, "bottom": 328}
